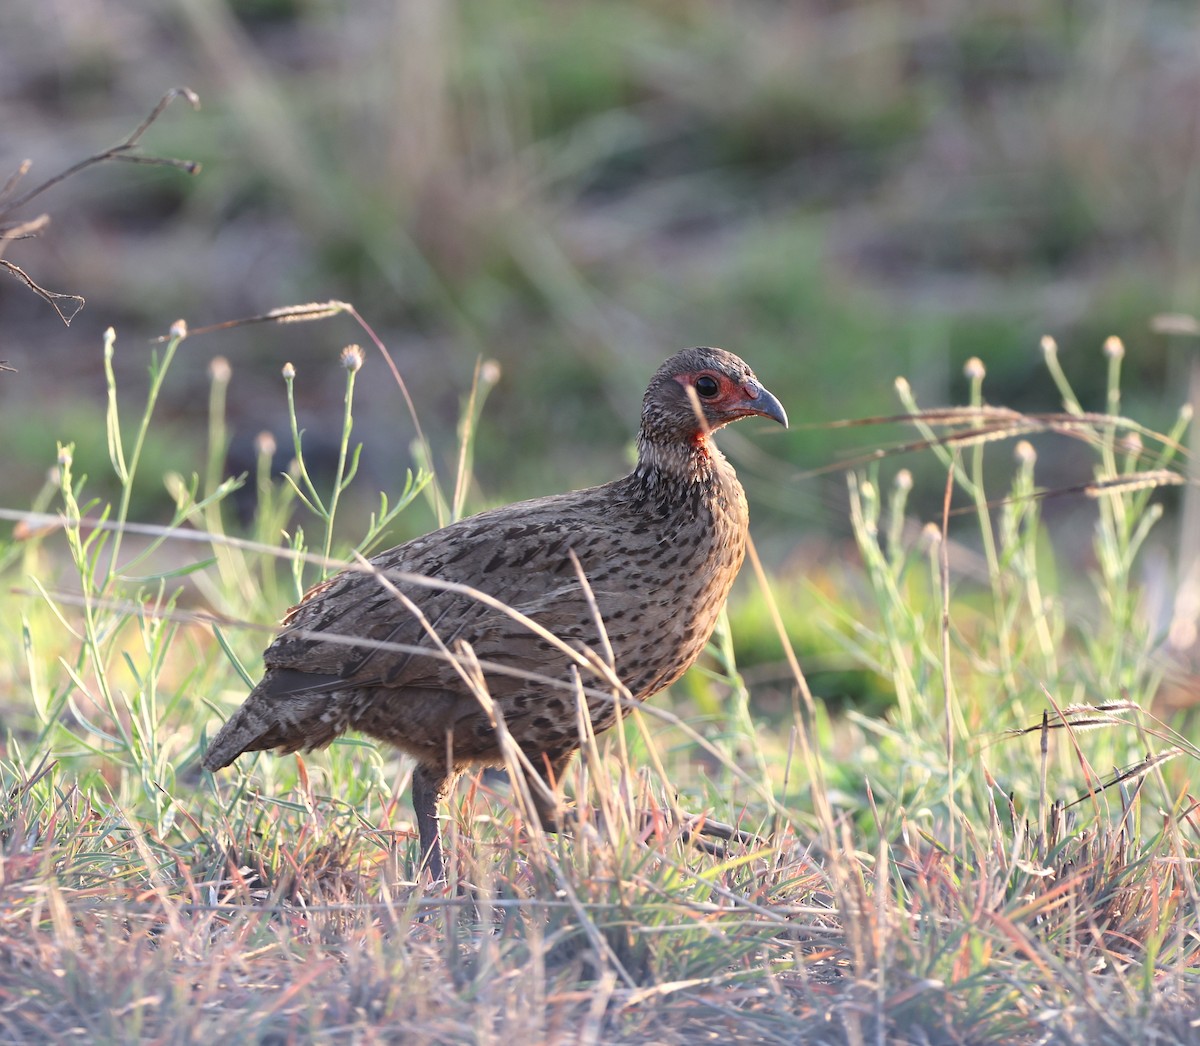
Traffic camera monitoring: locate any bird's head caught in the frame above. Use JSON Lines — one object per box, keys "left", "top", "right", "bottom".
{"left": 640, "top": 347, "right": 787, "bottom": 448}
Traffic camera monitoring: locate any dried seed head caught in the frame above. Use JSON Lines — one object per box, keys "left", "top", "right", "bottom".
{"left": 209, "top": 356, "right": 231, "bottom": 383}
{"left": 282, "top": 362, "right": 296, "bottom": 380}
{"left": 170, "top": 319, "right": 188, "bottom": 339}
{"left": 1015, "top": 440, "right": 1036, "bottom": 466}
{"left": 480, "top": 358, "right": 502, "bottom": 386}
{"left": 963, "top": 357, "right": 986, "bottom": 381}
{"left": 255, "top": 431, "right": 277, "bottom": 459}
{"left": 1119, "top": 431, "right": 1142, "bottom": 457}
{"left": 1103, "top": 336, "right": 1125, "bottom": 360}
{"left": 340, "top": 344, "right": 364, "bottom": 373}
{"left": 1150, "top": 312, "right": 1200, "bottom": 336}
{"left": 267, "top": 301, "right": 344, "bottom": 324}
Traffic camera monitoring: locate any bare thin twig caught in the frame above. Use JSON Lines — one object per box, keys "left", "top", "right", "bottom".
{"left": 1, "top": 87, "right": 201, "bottom": 215}
{"left": 0, "top": 87, "right": 202, "bottom": 325}
{"left": 0, "top": 257, "right": 85, "bottom": 325}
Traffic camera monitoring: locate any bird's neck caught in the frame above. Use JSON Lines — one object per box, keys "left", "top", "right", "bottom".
{"left": 633, "top": 430, "right": 733, "bottom": 491}
{"left": 629, "top": 429, "right": 749, "bottom": 543}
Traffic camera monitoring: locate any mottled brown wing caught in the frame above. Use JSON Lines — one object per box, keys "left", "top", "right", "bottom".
{"left": 262, "top": 488, "right": 635, "bottom": 696}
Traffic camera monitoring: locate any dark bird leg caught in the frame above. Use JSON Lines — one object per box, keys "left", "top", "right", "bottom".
{"left": 411, "top": 764, "right": 454, "bottom": 881}
{"left": 528, "top": 751, "right": 575, "bottom": 833}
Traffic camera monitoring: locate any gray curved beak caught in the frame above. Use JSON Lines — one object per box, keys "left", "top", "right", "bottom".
{"left": 749, "top": 383, "right": 788, "bottom": 428}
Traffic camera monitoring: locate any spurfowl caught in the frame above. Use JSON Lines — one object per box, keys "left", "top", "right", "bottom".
{"left": 203, "top": 347, "right": 786, "bottom": 879}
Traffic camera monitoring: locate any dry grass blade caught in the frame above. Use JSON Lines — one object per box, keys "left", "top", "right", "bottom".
{"left": 1151, "top": 313, "right": 1200, "bottom": 336}
{"left": 792, "top": 404, "right": 1188, "bottom": 486}
{"left": 1005, "top": 701, "right": 1142, "bottom": 738}
{"left": 173, "top": 301, "right": 351, "bottom": 339}
{"left": 1064, "top": 748, "right": 1186, "bottom": 808}
{"left": 1084, "top": 470, "right": 1187, "bottom": 497}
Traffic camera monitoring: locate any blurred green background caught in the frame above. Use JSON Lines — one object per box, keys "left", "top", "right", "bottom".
{"left": 2, "top": 0, "right": 1199, "bottom": 542}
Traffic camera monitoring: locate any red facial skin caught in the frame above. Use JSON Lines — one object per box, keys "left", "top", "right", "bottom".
{"left": 672, "top": 369, "right": 788, "bottom": 437}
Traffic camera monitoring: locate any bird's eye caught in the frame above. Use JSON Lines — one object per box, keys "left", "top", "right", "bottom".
{"left": 695, "top": 375, "right": 720, "bottom": 398}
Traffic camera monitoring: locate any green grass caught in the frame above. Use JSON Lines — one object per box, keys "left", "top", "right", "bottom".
{"left": 2, "top": 318, "right": 1197, "bottom": 1043}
